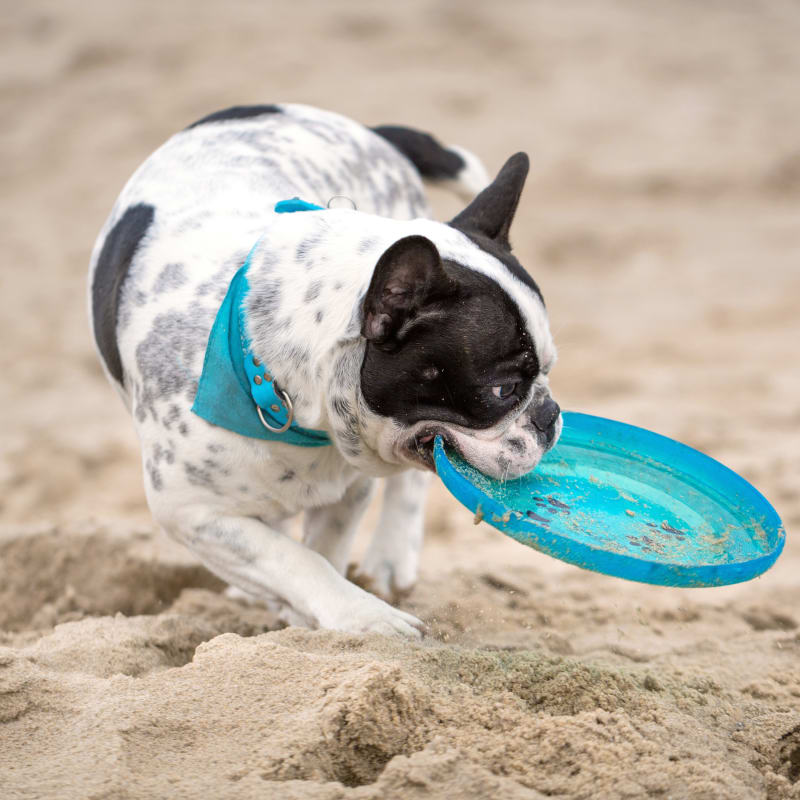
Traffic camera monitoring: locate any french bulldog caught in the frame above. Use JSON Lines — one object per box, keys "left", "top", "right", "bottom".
{"left": 88, "top": 103, "right": 560, "bottom": 637}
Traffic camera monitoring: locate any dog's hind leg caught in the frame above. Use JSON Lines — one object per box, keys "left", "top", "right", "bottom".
{"left": 302, "top": 476, "right": 375, "bottom": 574}
{"left": 352, "top": 470, "right": 432, "bottom": 603}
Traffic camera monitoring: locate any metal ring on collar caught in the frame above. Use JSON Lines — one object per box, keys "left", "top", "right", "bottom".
{"left": 256, "top": 388, "right": 294, "bottom": 434}
{"left": 326, "top": 195, "right": 357, "bottom": 210}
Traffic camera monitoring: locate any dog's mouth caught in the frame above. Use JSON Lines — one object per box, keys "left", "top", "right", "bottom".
{"left": 405, "top": 428, "right": 453, "bottom": 472}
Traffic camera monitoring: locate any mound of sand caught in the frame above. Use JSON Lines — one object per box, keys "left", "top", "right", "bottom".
{"left": 2, "top": 0, "right": 799, "bottom": 797}
{"left": 2, "top": 524, "right": 799, "bottom": 798}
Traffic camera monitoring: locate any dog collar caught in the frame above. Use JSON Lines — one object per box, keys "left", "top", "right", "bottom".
{"left": 191, "top": 199, "right": 331, "bottom": 446}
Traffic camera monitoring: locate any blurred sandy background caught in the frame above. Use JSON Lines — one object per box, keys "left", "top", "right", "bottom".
{"left": 1, "top": 1, "right": 799, "bottom": 798}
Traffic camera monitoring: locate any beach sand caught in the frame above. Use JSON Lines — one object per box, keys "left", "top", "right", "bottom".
{"left": 1, "top": 1, "right": 799, "bottom": 797}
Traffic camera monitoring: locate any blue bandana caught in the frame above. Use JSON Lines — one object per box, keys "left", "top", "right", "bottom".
{"left": 191, "top": 199, "right": 331, "bottom": 447}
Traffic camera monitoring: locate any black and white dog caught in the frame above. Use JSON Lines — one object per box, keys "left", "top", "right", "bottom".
{"left": 88, "top": 104, "right": 560, "bottom": 637}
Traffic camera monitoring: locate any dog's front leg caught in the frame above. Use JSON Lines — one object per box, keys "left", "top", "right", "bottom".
{"left": 303, "top": 476, "right": 375, "bottom": 573}
{"left": 175, "top": 507, "right": 424, "bottom": 637}
{"left": 354, "top": 470, "right": 432, "bottom": 602}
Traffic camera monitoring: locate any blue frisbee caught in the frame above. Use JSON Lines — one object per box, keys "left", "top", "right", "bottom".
{"left": 433, "top": 411, "right": 785, "bottom": 587}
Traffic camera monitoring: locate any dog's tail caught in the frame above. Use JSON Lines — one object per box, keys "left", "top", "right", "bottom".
{"left": 371, "top": 125, "right": 490, "bottom": 202}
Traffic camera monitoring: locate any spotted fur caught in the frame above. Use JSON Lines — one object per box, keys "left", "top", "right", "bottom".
{"left": 87, "top": 103, "right": 559, "bottom": 637}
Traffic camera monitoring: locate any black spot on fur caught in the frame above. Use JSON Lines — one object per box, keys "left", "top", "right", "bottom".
{"left": 284, "top": 344, "right": 310, "bottom": 370}
{"left": 184, "top": 461, "right": 221, "bottom": 494}
{"left": 163, "top": 404, "right": 181, "bottom": 429}
{"left": 315, "top": 309, "right": 324, "bottom": 324}
{"left": 279, "top": 470, "right": 295, "bottom": 483}
{"left": 206, "top": 458, "right": 230, "bottom": 477}
{"left": 134, "top": 309, "right": 208, "bottom": 421}
{"left": 329, "top": 394, "right": 362, "bottom": 457}
{"left": 91, "top": 204, "right": 155, "bottom": 383}
{"left": 250, "top": 277, "right": 283, "bottom": 320}
{"left": 372, "top": 125, "right": 465, "bottom": 180}
{"left": 153, "top": 262, "right": 187, "bottom": 294}
{"left": 341, "top": 441, "right": 362, "bottom": 458}
{"left": 146, "top": 459, "right": 163, "bottom": 491}
{"left": 331, "top": 395, "right": 354, "bottom": 420}
{"left": 296, "top": 235, "right": 323, "bottom": 263}
{"left": 152, "top": 447, "right": 164, "bottom": 464}
{"left": 185, "top": 104, "right": 281, "bottom": 130}
{"left": 304, "top": 281, "right": 323, "bottom": 303}
{"left": 506, "top": 437, "right": 526, "bottom": 454}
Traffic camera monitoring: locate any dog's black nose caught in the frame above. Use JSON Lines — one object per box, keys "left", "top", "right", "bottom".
{"left": 532, "top": 397, "right": 560, "bottom": 433}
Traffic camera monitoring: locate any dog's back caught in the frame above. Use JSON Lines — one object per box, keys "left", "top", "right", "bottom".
{"left": 83, "top": 104, "right": 557, "bottom": 638}
{"left": 87, "top": 103, "right": 489, "bottom": 399}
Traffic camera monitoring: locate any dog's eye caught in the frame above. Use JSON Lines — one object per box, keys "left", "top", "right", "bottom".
{"left": 492, "top": 382, "right": 518, "bottom": 399}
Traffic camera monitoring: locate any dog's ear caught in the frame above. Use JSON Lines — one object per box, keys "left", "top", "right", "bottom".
{"left": 449, "top": 152, "right": 529, "bottom": 250}
{"left": 362, "top": 235, "right": 455, "bottom": 347}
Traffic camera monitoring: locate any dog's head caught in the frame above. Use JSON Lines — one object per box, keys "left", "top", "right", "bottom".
{"left": 356, "top": 152, "right": 561, "bottom": 480}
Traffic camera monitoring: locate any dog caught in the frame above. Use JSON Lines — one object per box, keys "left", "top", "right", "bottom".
{"left": 88, "top": 103, "right": 561, "bottom": 637}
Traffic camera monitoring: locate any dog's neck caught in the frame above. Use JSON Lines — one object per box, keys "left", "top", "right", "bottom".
{"left": 240, "top": 208, "right": 554, "bottom": 477}
{"left": 243, "top": 210, "right": 401, "bottom": 436}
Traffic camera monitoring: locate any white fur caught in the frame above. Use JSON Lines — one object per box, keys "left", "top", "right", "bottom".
{"left": 87, "top": 104, "right": 557, "bottom": 636}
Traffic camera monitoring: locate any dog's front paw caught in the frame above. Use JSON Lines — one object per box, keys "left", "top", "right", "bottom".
{"left": 319, "top": 590, "right": 425, "bottom": 639}
{"left": 349, "top": 548, "right": 418, "bottom": 604}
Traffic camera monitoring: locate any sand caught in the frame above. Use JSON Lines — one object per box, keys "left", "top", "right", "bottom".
{"left": 1, "top": 1, "right": 799, "bottom": 797}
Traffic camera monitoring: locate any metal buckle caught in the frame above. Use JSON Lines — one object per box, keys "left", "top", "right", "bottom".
{"left": 256, "top": 388, "right": 294, "bottom": 434}
{"left": 326, "top": 195, "right": 357, "bottom": 210}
